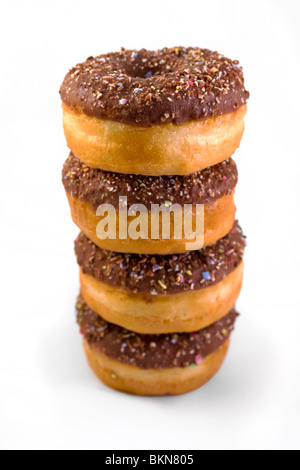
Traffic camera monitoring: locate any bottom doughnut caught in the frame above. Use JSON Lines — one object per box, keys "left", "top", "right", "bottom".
{"left": 83, "top": 338, "right": 230, "bottom": 396}
{"left": 77, "top": 297, "right": 237, "bottom": 396}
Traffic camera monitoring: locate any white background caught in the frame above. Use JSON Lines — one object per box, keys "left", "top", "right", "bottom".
{"left": 0, "top": 0, "right": 299, "bottom": 451}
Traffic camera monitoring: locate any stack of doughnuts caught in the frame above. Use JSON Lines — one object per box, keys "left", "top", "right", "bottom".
{"left": 60, "top": 47, "right": 249, "bottom": 396}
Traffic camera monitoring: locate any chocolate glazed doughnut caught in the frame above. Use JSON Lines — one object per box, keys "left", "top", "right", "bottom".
{"left": 75, "top": 223, "right": 246, "bottom": 334}
{"left": 63, "top": 154, "right": 238, "bottom": 254}
{"left": 60, "top": 47, "right": 249, "bottom": 175}
{"left": 77, "top": 297, "right": 238, "bottom": 396}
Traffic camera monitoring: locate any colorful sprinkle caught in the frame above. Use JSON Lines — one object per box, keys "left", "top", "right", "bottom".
{"left": 195, "top": 354, "right": 203, "bottom": 365}
{"left": 152, "top": 264, "right": 162, "bottom": 273}
{"left": 176, "top": 274, "right": 184, "bottom": 284}
{"left": 202, "top": 272, "right": 211, "bottom": 280}
{"left": 171, "top": 335, "right": 178, "bottom": 344}
{"left": 158, "top": 280, "right": 167, "bottom": 290}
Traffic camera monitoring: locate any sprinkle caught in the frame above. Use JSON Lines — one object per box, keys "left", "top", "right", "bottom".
{"left": 202, "top": 271, "right": 211, "bottom": 280}
{"left": 145, "top": 71, "right": 153, "bottom": 78}
{"left": 131, "top": 52, "right": 137, "bottom": 58}
{"left": 171, "top": 334, "right": 178, "bottom": 344}
{"left": 189, "top": 364, "right": 197, "bottom": 369}
{"left": 195, "top": 354, "right": 203, "bottom": 365}
{"left": 158, "top": 280, "right": 167, "bottom": 290}
{"left": 222, "top": 328, "right": 228, "bottom": 336}
{"left": 152, "top": 264, "right": 162, "bottom": 273}
{"left": 119, "top": 98, "right": 128, "bottom": 105}
{"left": 223, "top": 176, "right": 227, "bottom": 180}
{"left": 134, "top": 88, "right": 140, "bottom": 93}
{"left": 164, "top": 200, "right": 172, "bottom": 207}
{"left": 186, "top": 270, "right": 192, "bottom": 276}
{"left": 137, "top": 179, "right": 146, "bottom": 188}
{"left": 176, "top": 274, "right": 184, "bottom": 284}
{"left": 187, "top": 81, "right": 194, "bottom": 86}
{"left": 111, "top": 373, "right": 117, "bottom": 380}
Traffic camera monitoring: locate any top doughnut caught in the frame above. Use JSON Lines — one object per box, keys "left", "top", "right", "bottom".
{"left": 60, "top": 47, "right": 249, "bottom": 175}
{"left": 60, "top": 47, "right": 249, "bottom": 126}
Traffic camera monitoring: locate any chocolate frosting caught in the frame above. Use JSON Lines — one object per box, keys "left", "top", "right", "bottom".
{"left": 75, "top": 222, "right": 246, "bottom": 295}
{"left": 77, "top": 297, "right": 238, "bottom": 369}
{"left": 63, "top": 153, "right": 238, "bottom": 209}
{"left": 60, "top": 47, "right": 249, "bottom": 126}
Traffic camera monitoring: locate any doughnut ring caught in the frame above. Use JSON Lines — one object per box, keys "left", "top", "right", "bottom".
{"left": 60, "top": 47, "right": 249, "bottom": 175}
{"left": 75, "top": 223, "right": 245, "bottom": 334}
{"left": 63, "top": 154, "right": 238, "bottom": 254}
{"left": 78, "top": 297, "right": 237, "bottom": 396}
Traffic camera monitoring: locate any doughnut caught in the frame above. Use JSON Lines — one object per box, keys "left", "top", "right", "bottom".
{"left": 60, "top": 47, "right": 249, "bottom": 175}
{"left": 63, "top": 154, "right": 238, "bottom": 254}
{"left": 75, "top": 223, "right": 246, "bottom": 334}
{"left": 77, "top": 296, "right": 238, "bottom": 396}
